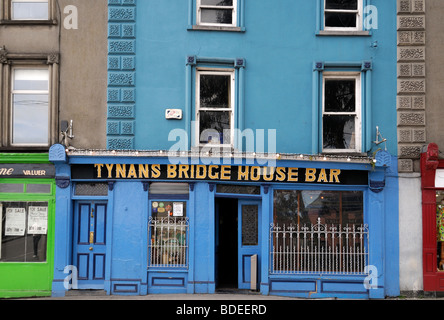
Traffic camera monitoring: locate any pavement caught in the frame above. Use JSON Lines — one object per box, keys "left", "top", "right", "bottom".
{"left": 5, "top": 289, "right": 444, "bottom": 300}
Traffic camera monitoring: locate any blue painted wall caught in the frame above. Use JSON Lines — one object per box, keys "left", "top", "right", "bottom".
{"left": 123, "top": 0, "right": 398, "bottom": 155}
{"left": 67, "top": 0, "right": 401, "bottom": 299}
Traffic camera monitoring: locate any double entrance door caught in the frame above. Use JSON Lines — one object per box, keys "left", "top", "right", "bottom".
{"left": 73, "top": 201, "right": 108, "bottom": 289}
{"left": 215, "top": 198, "right": 261, "bottom": 290}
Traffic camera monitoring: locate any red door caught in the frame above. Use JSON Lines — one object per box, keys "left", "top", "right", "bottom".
{"left": 421, "top": 143, "right": 444, "bottom": 291}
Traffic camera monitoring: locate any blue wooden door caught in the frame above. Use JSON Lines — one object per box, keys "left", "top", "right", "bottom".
{"left": 238, "top": 200, "right": 261, "bottom": 290}
{"left": 73, "top": 201, "right": 107, "bottom": 289}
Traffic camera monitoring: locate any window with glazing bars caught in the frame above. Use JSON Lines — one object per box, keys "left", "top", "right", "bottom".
{"left": 197, "top": 0, "right": 237, "bottom": 27}
{"left": 324, "top": 0, "right": 363, "bottom": 31}
{"left": 148, "top": 201, "right": 188, "bottom": 268}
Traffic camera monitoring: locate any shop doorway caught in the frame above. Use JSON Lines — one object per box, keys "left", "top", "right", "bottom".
{"left": 72, "top": 201, "right": 108, "bottom": 290}
{"left": 215, "top": 197, "right": 261, "bottom": 291}
{"left": 215, "top": 198, "right": 238, "bottom": 289}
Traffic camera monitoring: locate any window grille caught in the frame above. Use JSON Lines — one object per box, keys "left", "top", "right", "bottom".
{"left": 75, "top": 183, "right": 109, "bottom": 196}
{"left": 216, "top": 184, "right": 260, "bottom": 195}
{"left": 270, "top": 218, "right": 369, "bottom": 275}
{"left": 148, "top": 217, "right": 189, "bottom": 268}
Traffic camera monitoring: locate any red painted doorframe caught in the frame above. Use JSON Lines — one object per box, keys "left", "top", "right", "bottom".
{"left": 421, "top": 143, "right": 444, "bottom": 291}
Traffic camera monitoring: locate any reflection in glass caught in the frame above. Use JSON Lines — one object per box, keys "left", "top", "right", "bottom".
{"left": 325, "top": 12, "right": 357, "bottom": 28}
{"left": 201, "top": 9, "right": 232, "bottom": 24}
{"left": 26, "top": 184, "right": 51, "bottom": 194}
{"left": 272, "top": 190, "right": 366, "bottom": 274}
{"left": 12, "top": 94, "right": 49, "bottom": 145}
{"left": 0, "top": 202, "right": 48, "bottom": 262}
{"left": 149, "top": 202, "right": 188, "bottom": 268}
{"left": 0, "top": 184, "right": 24, "bottom": 193}
{"left": 200, "top": 0, "right": 234, "bottom": 25}
{"left": 12, "top": 69, "right": 49, "bottom": 145}
{"left": 12, "top": 1, "right": 49, "bottom": 20}
{"left": 199, "top": 111, "right": 231, "bottom": 144}
{"left": 323, "top": 115, "right": 355, "bottom": 149}
{"left": 325, "top": 79, "right": 356, "bottom": 112}
{"left": 200, "top": 74, "right": 231, "bottom": 109}
{"left": 325, "top": 0, "right": 358, "bottom": 10}
{"left": 201, "top": 0, "right": 233, "bottom": 6}
{"left": 273, "top": 190, "right": 363, "bottom": 228}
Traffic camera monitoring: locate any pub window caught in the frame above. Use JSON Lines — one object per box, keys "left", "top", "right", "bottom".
{"left": 148, "top": 183, "right": 189, "bottom": 268}
{"left": 324, "top": 0, "right": 363, "bottom": 31}
{"left": 0, "top": 201, "right": 48, "bottom": 262}
{"left": 196, "top": 69, "right": 235, "bottom": 147}
{"left": 322, "top": 72, "right": 362, "bottom": 153}
{"left": 197, "top": 0, "right": 237, "bottom": 27}
{"left": 148, "top": 201, "right": 188, "bottom": 268}
{"left": 271, "top": 190, "right": 368, "bottom": 275}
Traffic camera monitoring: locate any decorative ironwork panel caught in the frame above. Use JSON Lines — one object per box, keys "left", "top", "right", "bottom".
{"left": 270, "top": 217, "right": 369, "bottom": 275}
{"left": 75, "top": 183, "right": 109, "bottom": 196}
{"left": 242, "top": 205, "right": 258, "bottom": 246}
{"left": 148, "top": 217, "right": 189, "bottom": 268}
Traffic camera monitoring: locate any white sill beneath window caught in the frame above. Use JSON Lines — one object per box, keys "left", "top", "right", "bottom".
{"left": 317, "top": 30, "right": 371, "bottom": 36}
{"left": 188, "top": 25, "right": 245, "bottom": 32}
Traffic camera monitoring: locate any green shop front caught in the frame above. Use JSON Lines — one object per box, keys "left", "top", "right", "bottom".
{"left": 0, "top": 154, "right": 55, "bottom": 298}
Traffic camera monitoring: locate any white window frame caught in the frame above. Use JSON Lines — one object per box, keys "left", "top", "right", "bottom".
{"left": 322, "top": 72, "right": 362, "bottom": 153}
{"left": 324, "top": 0, "right": 363, "bottom": 31}
{"left": 10, "top": 67, "right": 50, "bottom": 147}
{"left": 195, "top": 68, "right": 235, "bottom": 148}
{"left": 10, "top": 0, "right": 49, "bottom": 20}
{"left": 196, "top": 0, "right": 237, "bottom": 27}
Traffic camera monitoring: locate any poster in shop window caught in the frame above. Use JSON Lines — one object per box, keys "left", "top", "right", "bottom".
{"left": 5, "top": 207, "right": 26, "bottom": 236}
{"left": 27, "top": 207, "right": 48, "bottom": 235}
{"left": 173, "top": 202, "right": 183, "bottom": 217}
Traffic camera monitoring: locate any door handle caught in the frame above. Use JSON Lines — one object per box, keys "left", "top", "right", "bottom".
{"left": 89, "top": 231, "right": 94, "bottom": 244}
{"left": 89, "top": 247, "right": 93, "bottom": 251}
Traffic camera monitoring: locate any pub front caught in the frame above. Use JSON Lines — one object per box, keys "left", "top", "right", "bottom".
{"left": 50, "top": 144, "right": 399, "bottom": 299}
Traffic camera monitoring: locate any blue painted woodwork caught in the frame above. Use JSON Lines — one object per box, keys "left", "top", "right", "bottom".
{"left": 238, "top": 200, "right": 261, "bottom": 290}
{"left": 51, "top": 0, "right": 399, "bottom": 299}
{"left": 73, "top": 202, "right": 107, "bottom": 289}
{"left": 50, "top": 150, "right": 399, "bottom": 298}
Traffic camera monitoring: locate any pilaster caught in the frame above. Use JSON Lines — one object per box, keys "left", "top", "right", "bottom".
{"left": 107, "top": 0, "right": 136, "bottom": 150}
{"left": 397, "top": 0, "right": 426, "bottom": 172}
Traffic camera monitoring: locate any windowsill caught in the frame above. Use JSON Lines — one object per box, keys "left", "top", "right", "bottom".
{"left": 0, "top": 146, "right": 50, "bottom": 152}
{"left": 147, "top": 267, "right": 188, "bottom": 272}
{"left": 321, "top": 152, "right": 368, "bottom": 156}
{"left": 269, "top": 273, "right": 367, "bottom": 280}
{"left": 188, "top": 25, "right": 245, "bottom": 32}
{"left": 317, "top": 30, "right": 371, "bottom": 36}
{"left": 0, "top": 19, "right": 57, "bottom": 26}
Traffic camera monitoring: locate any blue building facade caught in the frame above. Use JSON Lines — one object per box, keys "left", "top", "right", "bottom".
{"left": 51, "top": 0, "right": 399, "bottom": 299}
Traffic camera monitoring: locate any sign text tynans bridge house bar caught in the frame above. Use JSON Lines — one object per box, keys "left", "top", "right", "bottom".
{"left": 71, "top": 164, "right": 368, "bottom": 185}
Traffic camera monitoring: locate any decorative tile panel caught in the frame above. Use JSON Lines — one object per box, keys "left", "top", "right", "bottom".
{"left": 107, "top": 0, "right": 137, "bottom": 150}
{"left": 397, "top": 0, "right": 426, "bottom": 172}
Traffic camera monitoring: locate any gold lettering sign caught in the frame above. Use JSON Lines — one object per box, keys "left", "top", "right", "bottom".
{"left": 92, "top": 164, "right": 348, "bottom": 184}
